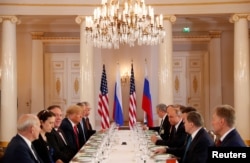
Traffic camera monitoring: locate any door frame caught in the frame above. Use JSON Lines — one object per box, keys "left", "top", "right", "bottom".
{"left": 44, "top": 53, "right": 80, "bottom": 113}
{"left": 173, "top": 51, "right": 210, "bottom": 126}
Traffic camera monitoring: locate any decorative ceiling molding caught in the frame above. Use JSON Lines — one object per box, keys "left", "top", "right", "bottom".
{"left": 0, "top": 1, "right": 249, "bottom": 15}
{"left": 30, "top": 31, "right": 221, "bottom": 42}
{"left": 0, "top": 1, "right": 249, "bottom": 7}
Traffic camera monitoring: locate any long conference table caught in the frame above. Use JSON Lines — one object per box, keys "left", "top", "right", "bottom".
{"left": 70, "top": 123, "right": 178, "bottom": 163}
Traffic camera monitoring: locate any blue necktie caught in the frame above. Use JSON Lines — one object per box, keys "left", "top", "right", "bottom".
{"left": 182, "top": 136, "right": 192, "bottom": 162}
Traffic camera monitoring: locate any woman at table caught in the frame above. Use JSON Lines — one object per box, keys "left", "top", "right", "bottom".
{"left": 32, "top": 109, "right": 56, "bottom": 163}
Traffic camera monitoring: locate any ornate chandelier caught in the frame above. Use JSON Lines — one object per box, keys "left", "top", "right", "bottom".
{"left": 85, "top": 0, "right": 165, "bottom": 49}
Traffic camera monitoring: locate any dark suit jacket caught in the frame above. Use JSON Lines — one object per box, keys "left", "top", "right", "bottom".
{"left": 77, "top": 122, "right": 87, "bottom": 144}
{"left": 167, "top": 134, "right": 190, "bottom": 158}
{"left": 182, "top": 128, "right": 214, "bottom": 163}
{"left": 156, "top": 121, "right": 187, "bottom": 147}
{"left": 32, "top": 134, "right": 54, "bottom": 163}
{"left": 46, "top": 128, "right": 75, "bottom": 163}
{"left": 59, "top": 118, "right": 85, "bottom": 155}
{"left": 149, "top": 115, "right": 171, "bottom": 140}
{"left": 2, "top": 134, "right": 43, "bottom": 163}
{"left": 81, "top": 117, "right": 96, "bottom": 141}
{"left": 219, "top": 129, "right": 246, "bottom": 147}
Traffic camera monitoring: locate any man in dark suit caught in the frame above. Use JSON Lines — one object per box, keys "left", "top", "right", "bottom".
{"left": 144, "top": 103, "right": 171, "bottom": 141}
{"left": 46, "top": 105, "right": 75, "bottom": 162}
{"left": 2, "top": 114, "right": 43, "bottom": 163}
{"left": 77, "top": 102, "right": 96, "bottom": 141}
{"left": 155, "top": 111, "right": 214, "bottom": 163}
{"left": 211, "top": 104, "right": 246, "bottom": 147}
{"left": 154, "top": 106, "right": 197, "bottom": 158}
{"left": 181, "top": 111, "right": 214, "bottom": 163}
{"left": 59, "top": 105, "right": 86, "bottom": 155}
{"left": 151, "top": 104, "right": 187, "bottom": 147}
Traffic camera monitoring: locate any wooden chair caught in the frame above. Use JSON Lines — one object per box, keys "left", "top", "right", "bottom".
{"left": 0, "top": 142, "right": 9, "bottom": 160}
{"left": 244, "top": 139, "right": 250, "bottom": 147}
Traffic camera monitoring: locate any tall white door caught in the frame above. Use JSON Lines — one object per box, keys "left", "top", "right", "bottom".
{"left": 44, "top": 53, "right": 80, "bottom": 112}
{"left": 173, "top": 51, "right": 207, "bottom": 118}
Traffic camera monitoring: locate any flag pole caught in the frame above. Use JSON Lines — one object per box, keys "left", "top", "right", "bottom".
{"left": 142, "top": 58, "right": 154, "bottom": 127}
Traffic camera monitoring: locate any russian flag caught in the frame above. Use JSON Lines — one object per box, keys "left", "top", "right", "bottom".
{"left": 142, "top": 63, "right": 153, "bottom": 127}
{"left": 113, "top": 64, "right": 124, "bottom": 126}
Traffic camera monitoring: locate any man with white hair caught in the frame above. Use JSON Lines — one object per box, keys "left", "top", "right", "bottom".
{"left": 2, "top": 114, "right": 43, "bottom": 163}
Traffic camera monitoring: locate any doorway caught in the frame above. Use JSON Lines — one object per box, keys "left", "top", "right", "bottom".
{"left": 44, "top": 53, "right": 80, "bottom": 113}
{"left": 173, "top": 51, "right": 209, "bottom": 123}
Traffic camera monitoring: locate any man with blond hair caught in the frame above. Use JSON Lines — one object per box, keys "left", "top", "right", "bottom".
{"left": 59, "top": 105, "right": 85, "bottom": 155}
{"left": 211, "top": 104, "right": 246, "bottom": 147}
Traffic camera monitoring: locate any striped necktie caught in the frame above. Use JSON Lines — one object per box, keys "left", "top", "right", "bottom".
{"left": 31, "top": 144, "right": 40, "bottom": 163}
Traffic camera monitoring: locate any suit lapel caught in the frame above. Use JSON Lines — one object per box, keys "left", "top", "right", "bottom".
{"left": 16, "top": 134, "right": 42, "bottom": 163}
{"left": 188, "top": 128, "right": 204, "bottom": 151}
{"left": 221, "top": 129, "right": 235, "bottom": 146}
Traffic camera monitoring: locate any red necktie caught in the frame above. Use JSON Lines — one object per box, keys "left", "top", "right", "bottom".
{"left": 216, "top": 139, "right": 222, "bottom": 147}
{"left": 73, "top": 125, "right": 80, "bottom": 149}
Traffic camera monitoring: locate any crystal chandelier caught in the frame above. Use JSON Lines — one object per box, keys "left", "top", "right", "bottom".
{"left": 85, "top": 0, "right": 165, "bottom": 49}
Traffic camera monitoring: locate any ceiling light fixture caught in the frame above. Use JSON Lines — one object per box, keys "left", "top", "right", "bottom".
{"left": 85, "top": 0, "right": 165, "bottom": 49}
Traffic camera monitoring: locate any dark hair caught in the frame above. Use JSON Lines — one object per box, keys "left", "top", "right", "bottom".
{"left": 47, "top": 105, "right": 61, "bottom": 111}
{"left": 37, "top": 109, "right": 55, "bottom": 123}
{"left": 186, "top": 111, "right": 203, "bottom": 127}
{"left": 182, "top": 106, "right": 197, "bottom": 114}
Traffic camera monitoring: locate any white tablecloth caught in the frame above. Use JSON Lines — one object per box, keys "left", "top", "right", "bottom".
{"left": 71, "top": 129, "right": 176, "bottom": 163}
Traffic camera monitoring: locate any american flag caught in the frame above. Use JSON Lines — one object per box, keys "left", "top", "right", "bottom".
{"left": 129, "top": 63, "right": 137, "bottom": 129}
{"left": 98, "top": 64, "right": 110, "bottom": 129}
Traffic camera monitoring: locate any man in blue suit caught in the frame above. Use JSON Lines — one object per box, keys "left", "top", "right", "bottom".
{"left": 154, "top": 111, "right": 214, "bottom": 163}
{"left": 211, "top": 104, "right": 246, "bottom": 147}
{"left": 181, "top": 111, "right": 214, "bottom": 163}
{"left": 2, "top": 114, "right": 43, "bottom": 163}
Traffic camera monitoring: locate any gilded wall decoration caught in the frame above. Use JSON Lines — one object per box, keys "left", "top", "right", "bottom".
{"left": 174, "top": 61, "right": 180, "bottom": 66}
{"left": 56, "top": 78, "right": 61, "bottom": 95}
{"left": 55, "top": 63, "right": 61, "bottom": 67}
{"left": 74, "top": 63, "right": 79, "bottom": 67}
{"left": 193, "top": 76, "right": 198, "bottom": 93}
{"left": 175, "top": 75, "right": 180, "bottom": 93}
{"left": 74, "top": 78, "right": 79, "bottom": 94}
{"left": 53, "top": 61, "right": 63, "bottom": 69}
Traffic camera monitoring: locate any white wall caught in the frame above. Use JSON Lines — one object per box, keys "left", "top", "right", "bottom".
{"left": 0, "top": 21, "right": 245, "bottom": 127}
